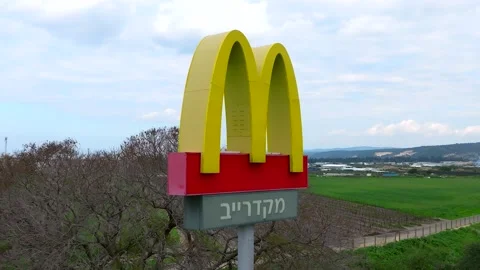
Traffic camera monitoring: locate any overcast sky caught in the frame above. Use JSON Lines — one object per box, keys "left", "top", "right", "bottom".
{"left": 1, "top": 0, "right": 479, "bottom": 152}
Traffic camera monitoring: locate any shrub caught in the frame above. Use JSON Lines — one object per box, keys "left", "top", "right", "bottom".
{"left": 456, "top": 242, "right": 480, "bottom": 270}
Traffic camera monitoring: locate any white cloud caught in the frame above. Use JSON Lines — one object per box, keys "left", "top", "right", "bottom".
{"left": 336, "top": 74, "right": 406, "bottom": 83}
{"left": 328, "top": 129, "right": 348, "bottom": 135}
{"left": 140, "top": 108, "right": 179, "bottom": 120}
{"left": 6, "top": 0, "right": 107, "bottom": 18}
{"left": 163, "top": 108, "right": 176, "bottom": 116}
{"left": 153, "top": 0, "right": 271, "bottom": 41}
{"left": 367, "top": 120, "right": 421, "bottom": 136}
{"left": 367, "top": 120, "right": 480, "bottom": 137}
{"left": 340, "top": 15, "right": 402, "bottom": 36}
{"left": 459, "top": 126, "right": 480, "bottom": 136}
{"left": 141, "top": 112, "right": 161, "bottom": 119}
{"left": 3, "top": 0, "right": 132, "bottom": 44}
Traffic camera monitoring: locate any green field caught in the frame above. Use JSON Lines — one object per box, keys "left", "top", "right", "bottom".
{"left": 351, "top": 223, "right": 480, "bottom": 270}
{"left": 309, "top": 176, "right": 480, "bottom": 219}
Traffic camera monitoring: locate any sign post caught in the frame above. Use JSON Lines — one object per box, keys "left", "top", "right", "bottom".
{"left": 238, "top": 224, "right": 254, "bottom": 270}
{"left": 168, "top": 29, "right": 308, "bottom": 269}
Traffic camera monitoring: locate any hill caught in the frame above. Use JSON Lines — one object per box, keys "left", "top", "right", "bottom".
{"left": 305, "top": 146, "right": 392, "bottom": 153}
{"left": 308, "top": 142, "right": 480, "bottom": 161}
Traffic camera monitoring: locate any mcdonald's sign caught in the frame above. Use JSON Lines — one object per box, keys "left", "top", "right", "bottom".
{"left": 168, "top": 30, "right": 308, "bottom": 198}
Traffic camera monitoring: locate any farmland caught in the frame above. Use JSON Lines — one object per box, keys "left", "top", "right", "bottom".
{"left": 309, "top": 176, "right": 480, "bottom": 219}
{"left": 298, "top": 193, "right": 433, "bottom": 249}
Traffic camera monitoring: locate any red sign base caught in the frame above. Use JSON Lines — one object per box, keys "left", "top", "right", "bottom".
{"left": 168, "top": 152, "right": 308, "bottom": 196}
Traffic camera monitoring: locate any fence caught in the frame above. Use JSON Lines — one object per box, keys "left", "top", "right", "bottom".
{"left": 343, "top": 214, "right": 480, "bottom": 250}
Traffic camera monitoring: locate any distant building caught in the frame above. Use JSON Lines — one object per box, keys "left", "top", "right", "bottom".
{"left": 321, "top": 164, "right": 349, "bottom": 169}
{"left": 324, "top": 173, "right": 354, "bottom": 177}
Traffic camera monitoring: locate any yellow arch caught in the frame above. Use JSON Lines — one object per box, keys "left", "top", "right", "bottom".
{"left": 178, "top": 30, "right": 304, "bottom": 173}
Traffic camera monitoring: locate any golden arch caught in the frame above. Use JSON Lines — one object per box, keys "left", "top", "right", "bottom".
{"left": 178, "top": 30, "right": 303, "bottom": 174}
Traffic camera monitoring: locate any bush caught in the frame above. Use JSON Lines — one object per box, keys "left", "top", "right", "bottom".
{"left": 408, "top": 168, "right": 419, "bottom": 174}
{"left": 456, "top": 242, "right": 480, "bottom": 270}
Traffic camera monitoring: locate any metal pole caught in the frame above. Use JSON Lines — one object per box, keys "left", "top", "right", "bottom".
{"left": 238, "top": 225, "right": 254, "bottom": 270}
{"left": 4, "top": 137, "right": 7, "bottom": 155}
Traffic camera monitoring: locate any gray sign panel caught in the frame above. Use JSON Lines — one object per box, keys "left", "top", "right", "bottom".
{"left": 183, "top": 190, "right": 298, "bottom": 230}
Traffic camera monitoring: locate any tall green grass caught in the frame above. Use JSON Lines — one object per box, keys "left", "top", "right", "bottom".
{"left": 351, "top": 223, "right": 480, "bottom": 270}
{"left": 309, "top": 176, "right": 480, "bottom": 219}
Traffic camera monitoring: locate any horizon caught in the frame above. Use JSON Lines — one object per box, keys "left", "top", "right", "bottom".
{"left": 3, "top": 132, "right": 479, "bottom": 154}
{"left": 1, "top": 0, "right": 479, "bottom": 153}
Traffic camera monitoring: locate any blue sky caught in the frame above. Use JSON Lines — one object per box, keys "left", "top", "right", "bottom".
{"left": 0, "top": 0, "right": 479, "bottom": 153}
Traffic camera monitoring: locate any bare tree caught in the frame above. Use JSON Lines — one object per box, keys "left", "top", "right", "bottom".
{"left": 1, "top": 127, "right": 357, "bottom": 270}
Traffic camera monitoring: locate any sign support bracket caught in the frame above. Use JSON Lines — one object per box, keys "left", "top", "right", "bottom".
{"left": 237, "top": 224, "right": 254, "bottom": 270}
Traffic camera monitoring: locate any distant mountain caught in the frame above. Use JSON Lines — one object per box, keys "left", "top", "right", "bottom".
{"left": 305, "top": 146, "right": 391, "bottom": 153}
{"left": 308, "top": 142, "right": 480, "bottom": 161}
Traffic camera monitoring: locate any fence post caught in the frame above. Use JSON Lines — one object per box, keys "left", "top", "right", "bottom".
{"left": 422, "top": 227, "right": 425, "bottom": 237}
{"left": 374, "top": 236, "right": 377, "bottom": 246}
{"left": 363, "top": 237, "right": 366, "bottom": 248}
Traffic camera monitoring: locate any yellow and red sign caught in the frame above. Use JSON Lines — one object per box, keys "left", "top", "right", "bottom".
{"left": 168, "top": 30, "right": 308, "bottom": 195}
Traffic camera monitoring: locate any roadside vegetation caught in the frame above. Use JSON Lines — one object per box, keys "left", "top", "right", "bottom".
{"left": 309, "top": 176, "right": 480, "bottom": 219}
{"left": 351, "top": 223, "right": 480, "bottom": 270}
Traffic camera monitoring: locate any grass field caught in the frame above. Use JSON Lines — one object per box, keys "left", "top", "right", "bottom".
{"left": 351, "top": 223, "right": 480, "bottom": 270}
{"left": 309, "top": 176, "right": 480, "bottom": 219}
